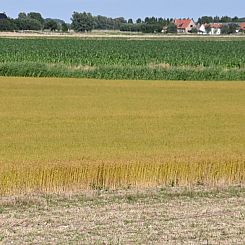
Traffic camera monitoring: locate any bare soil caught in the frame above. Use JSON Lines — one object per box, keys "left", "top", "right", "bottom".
{"left": 0, "top": 187, "right": 244, "bottom": 244}
{"left": 0, "top": 31, "right": 245, "bottom": 40}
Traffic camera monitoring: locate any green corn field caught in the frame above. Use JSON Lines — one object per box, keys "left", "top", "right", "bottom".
{"left": 0, "top": 38, "right": 245, "bottom": 80}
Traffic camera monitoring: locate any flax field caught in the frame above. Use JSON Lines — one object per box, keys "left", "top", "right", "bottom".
{"left": 0, "top": 77, "right": 244, "bottom": 195}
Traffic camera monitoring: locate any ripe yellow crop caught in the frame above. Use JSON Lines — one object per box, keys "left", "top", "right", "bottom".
{"left": 0, "top": 77, "right": 244, "bottom": 195}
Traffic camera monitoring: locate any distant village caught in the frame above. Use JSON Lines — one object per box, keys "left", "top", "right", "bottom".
{"left": 168, "top": 19, "right": 245, "bottom": 35}
{"left": 0, "top": 11, "right": 245, "bottom": 34}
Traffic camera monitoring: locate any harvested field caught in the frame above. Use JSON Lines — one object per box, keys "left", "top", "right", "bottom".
{"left": 0, "top": 187, "right": 244, "bottom": 244}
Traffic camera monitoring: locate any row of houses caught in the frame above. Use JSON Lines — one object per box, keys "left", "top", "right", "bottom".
{"left": 172, "top": 19, "right": 245, "bottom": 35}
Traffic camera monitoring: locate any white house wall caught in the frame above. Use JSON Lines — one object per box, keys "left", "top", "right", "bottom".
{"left": 210, "top": 28, "right": 221, "bottom": 35}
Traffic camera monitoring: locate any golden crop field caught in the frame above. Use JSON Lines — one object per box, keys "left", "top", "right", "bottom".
{"left": 0, "top": 77, "right": 244, "bottom": 195}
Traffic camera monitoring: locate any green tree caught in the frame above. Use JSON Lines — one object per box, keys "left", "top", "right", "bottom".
{"left": 61, "top": 23, "right": 69, "bottom": 32}
{"left": 205, "top": 25, "right": 211, "bottom": 34}
{"left": 44, "top": 19, "right": 58, "bottom": 31}
{"left": 228, "top": 24, "right": 239, "bottom": 33}
{"left": 140, "top": 23, "right": 163, "bottom": 33}
{"left": 0, "top": 13, "right": 7, "bottom": 19}
{"left": 71, "top": 12, "right": 94, "bottom": 32}
{"left": 136, "top": 18, "right": 142, "bottom": 24}
{"left": 221, "top": 25, "right": 229, "bottom": 34}
{"left": 232, "top": 16, "right": 239, "bottom": 22}
{"left": 27, "top": 12, "right": 44, "bottom": 25}
{"left": 15, "top": 18, "right": 42, "bottom": 30}
{"left": 221, "top": 24, "right": 239, "bottom": 34}
{"left": 198, "top": 16, "right": 213, "bottom": 24}
{"left": 18, "top": 12, "right": 27, "bottom": 19}
{"left": 213, "top": 16, "right": 220, "bottom": 23}
{"left": 167, "top": 23, "right": 177, "bottom": 33}
{"left": 0, "top": 18, "right": 16, "bottom": 31}
{"left": 128, "top": 18, "right": 133, "bottom": 24}
{"left": 93, "top": 15, "right": 125, "bottom": 30}
{"left": 220, "top": 16, "right": 232, "bottom": 23}
{"left": 113, "top": 17, "right": 127, "bottom": 29}
{"left": 94, "top": 15, "right": 107, "bottom": 29}
{"left": 190, "top": 27, "right": 198, "bottom": 33}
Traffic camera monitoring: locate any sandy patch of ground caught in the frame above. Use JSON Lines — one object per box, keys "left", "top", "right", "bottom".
{"left": 0, "top": 31, "right": 245, "bottom": 40}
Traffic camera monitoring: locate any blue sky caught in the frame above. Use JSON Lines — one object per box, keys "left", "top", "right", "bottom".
{"left": 1, "top": 0, "right": 245, "bottom": 22}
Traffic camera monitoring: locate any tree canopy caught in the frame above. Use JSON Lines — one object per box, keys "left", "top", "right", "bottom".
{"left": 167, "top": 23, "right": 177, "bottom": 33}
{"left": 0, "top": 11, "right": 244, "bottom": 34}
{"left": 0, "top": 18, "right": 16, "bottom": 31}
{"left": 71, "top": 12, "right": 94, "bottom": 32}
{"left": 44, "top": 19, "right": 59, "bottom": 31}
{"left": 221, "top": 24, "right": 239, "bottom": 34}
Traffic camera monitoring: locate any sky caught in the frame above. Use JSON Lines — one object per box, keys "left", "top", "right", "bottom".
{"left": 1, "top": 0, "right": 245, "bottom": 22}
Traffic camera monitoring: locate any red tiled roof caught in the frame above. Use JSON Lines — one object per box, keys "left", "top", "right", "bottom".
{"left": 209, "top": 23, "right": 223, "bottom": 29}
{"left": 174, "top": 19, "right": 192, "bottom": 29}
{"left": 240, "top": 22, "right": 245, "bottom": 30}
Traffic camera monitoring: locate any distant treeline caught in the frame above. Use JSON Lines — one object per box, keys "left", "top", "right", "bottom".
{"left": 71, "top": 12, "right": 176, "bottom": 33}
{"left": 197, "top": 16, "right": 245, "bottom": 24}
{"left": 0, "top": 12, "right": 69, "bottom": 32}
{"left": 0, "top": 11, "right": 245, "bottom": 33}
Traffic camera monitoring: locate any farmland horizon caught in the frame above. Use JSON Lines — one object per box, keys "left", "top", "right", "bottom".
{"left": 0, "top": 9, "right": 245, "bottom": 243}
{"left": 1, "top": 0, "right": 245, "bottom": 23}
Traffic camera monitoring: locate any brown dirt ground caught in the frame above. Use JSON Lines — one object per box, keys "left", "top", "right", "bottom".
{"left": 0, "top": 186, "right": 244, "bottom": 244}
{"left": 0, "top": 31, "right": 245, "bottom": 40}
